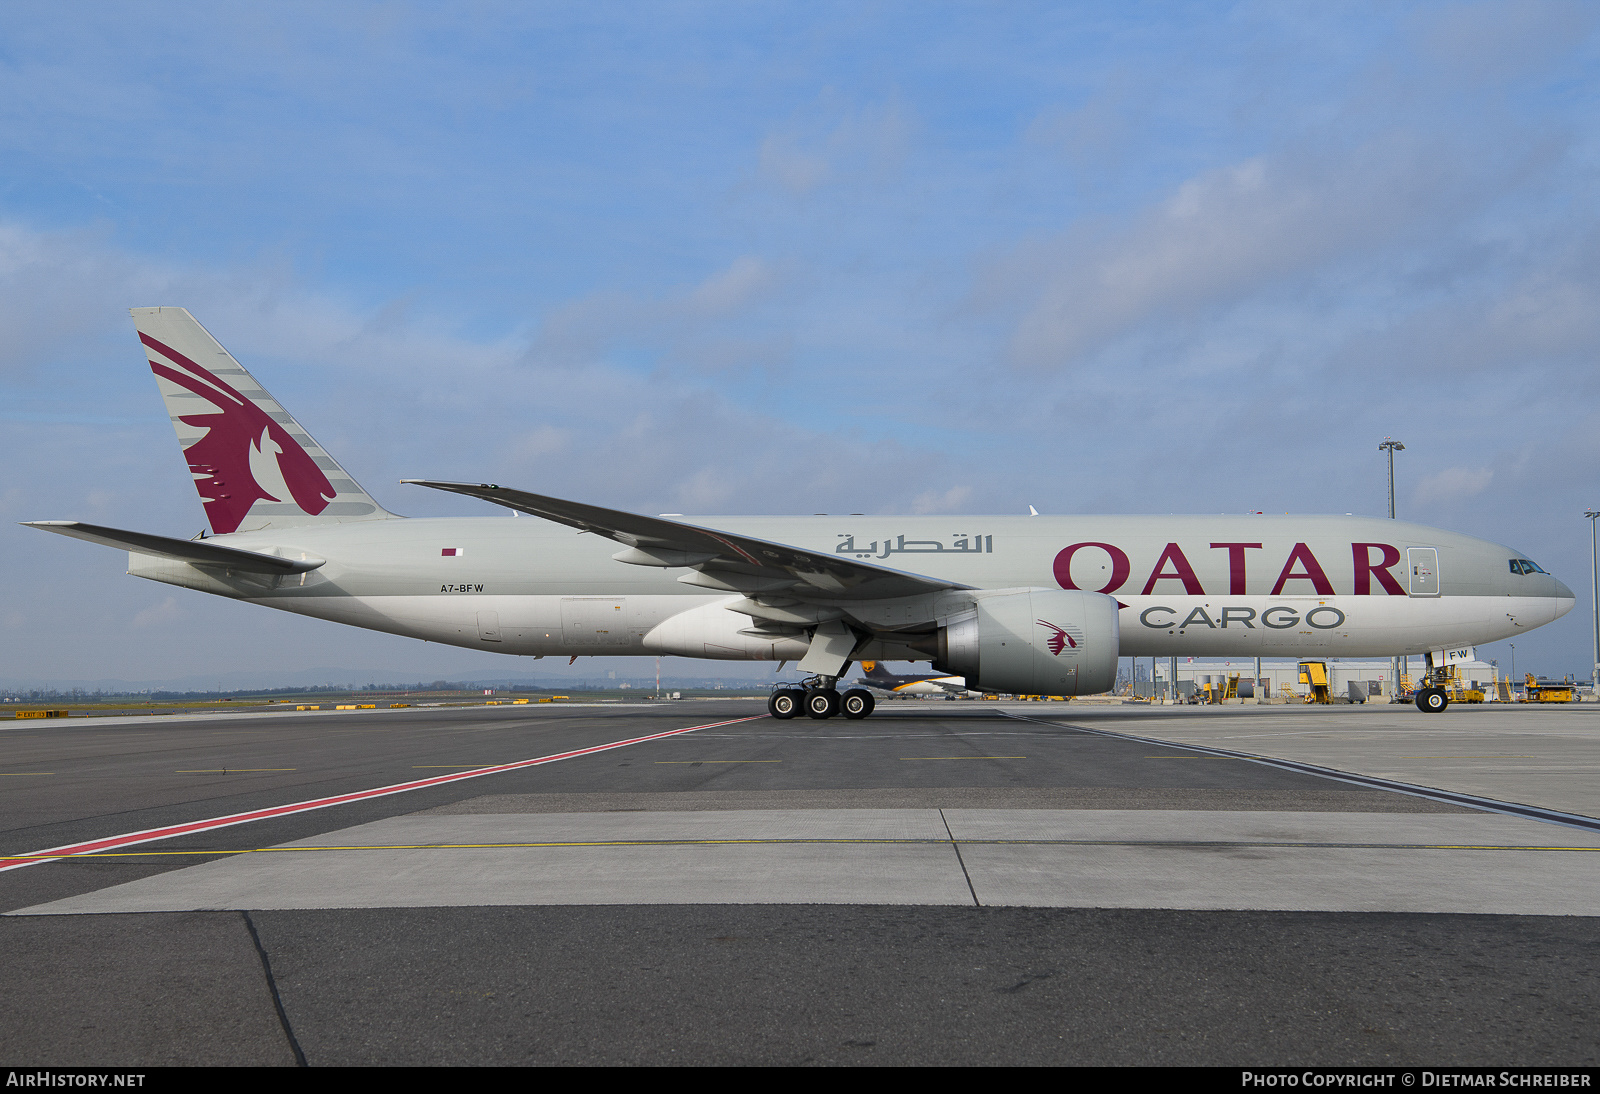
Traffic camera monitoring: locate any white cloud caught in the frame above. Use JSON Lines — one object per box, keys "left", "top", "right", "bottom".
{"left": 1413, "top": 467, "right": 1494, "bottom": 507}
{"left": 1024, "top": 77, "right": 1140, "bottom": 178}
{"left": 755, "top": 95, "right": 915, "bottom": 198}
{"left": 685, "top": 256, "right": 777, "bottom": 317}
{"left": 910, "top": 485, "right": 973, "bottom": 514}
{"left": 993, "top": 136, "right": 1539, "bottom": 369}
{"left": 0, "top": 221, "right": 958, "bottom": 528}
{"left": 0, "top": 222, "right": 172, "bottom": 377}
{"left": 1420, "top": 0, "right": 1597, "bottom": 82}
{"left": 507, "top": 425, "right": 572, "bottom": 462}
{"left": 522, "top": 254, "right": 787, "bottom": 375}
{"left": 758, "top": 134, "right": 831, "bottom": 195}
{"left": 131, "top": 596, "right": 181, "bottom": 628}
{"left": 673, "top": 467, "right": 737, "bottom": 512}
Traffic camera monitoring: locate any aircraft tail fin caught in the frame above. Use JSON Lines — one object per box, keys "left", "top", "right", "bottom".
{"left": 130, "top": 308, "right": 396, "bottom": 534}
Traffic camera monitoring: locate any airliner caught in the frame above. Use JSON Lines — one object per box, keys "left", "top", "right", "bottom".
{"left": 855, "top": 661, "right": 974, "bottom": 698}
{"left": 25, "top": 309, "right": 1575, "bottom": 720}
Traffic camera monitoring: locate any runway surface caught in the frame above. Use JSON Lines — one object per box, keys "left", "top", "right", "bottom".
{"left": 2, "top": 699, "right": 1597, "bottom": 1065}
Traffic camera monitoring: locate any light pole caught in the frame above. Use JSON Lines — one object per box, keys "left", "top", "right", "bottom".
{"left": 1381, "top": 438, "right": 1406, "bottom": 697}
{"left": 1379, "top": 438, "right": 1405, "bottom": 519}
{"left": 1587, "top": 511, "right": 1600, "bottom": 693}
{"left": 1510, "top": 643, "right": 1516, "bottom": 700}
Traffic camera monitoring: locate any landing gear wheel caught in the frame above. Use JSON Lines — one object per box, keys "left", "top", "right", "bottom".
{"left": 805, "top": 688, "right": 841, "bottom": 720}
{"left": 1416, "top": 687, "right": 1449, "bottom": 713}
{"left": 769, "top": 689, "right": 803, "bottom": 719}
{"left": 840, "top": 688, "right": 875, "bottom": 720}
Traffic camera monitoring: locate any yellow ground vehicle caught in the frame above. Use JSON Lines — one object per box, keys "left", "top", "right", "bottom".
{"left": 1298, "top": 661, "right": 1332, "bottom": 704}
{"left": 1524, "top": 674, "right": 1576, "bottom": 703}
{"left": 1443, "top": 666, "right": 1484, "bottom": 703}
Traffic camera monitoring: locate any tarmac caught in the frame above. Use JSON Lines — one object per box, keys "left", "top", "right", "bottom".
{"left": 2, "top": 698, "right": 1596, "bottom": 1065}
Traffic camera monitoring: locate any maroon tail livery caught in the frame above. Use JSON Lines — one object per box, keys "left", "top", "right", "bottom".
{"left": 140, "top": 333, "right": 336, "bottom": 533}
{"left": 130, "top": 307, "right": 391, "bottom": 533}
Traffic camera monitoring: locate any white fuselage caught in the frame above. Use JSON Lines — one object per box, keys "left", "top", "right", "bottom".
{"left": 125, "top": 512, "right": 1575, "bottom": 663}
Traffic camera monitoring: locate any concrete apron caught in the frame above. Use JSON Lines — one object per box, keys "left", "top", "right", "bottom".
{"left": 1018, "top": 702, "right": 1600, "bottom": 821}
{"left": 13, "top": 806, "right": 1600, "bottom": 917}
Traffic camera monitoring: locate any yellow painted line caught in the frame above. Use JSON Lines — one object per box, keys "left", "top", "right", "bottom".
{"left": 654, "top": 760, "right": 782, "bottom": 764}
{"left": 900, "top": 756, "right": 1025, "bottom": 760}
{"left": 176, "top": 768, "right": 297, "bottom": 773}
{"left": 9, "top": 840, "right": 1600, "bottom": 860}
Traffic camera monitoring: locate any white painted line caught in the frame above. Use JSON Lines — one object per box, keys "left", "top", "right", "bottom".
{"left": 0, "top": 715, "right": 764, "bottom": 873}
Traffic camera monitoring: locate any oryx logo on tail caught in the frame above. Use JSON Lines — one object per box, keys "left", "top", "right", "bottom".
{"left": 1037, "top": 619, "right": 1082, "bottom": 656}
{"left": 140, "top": 333, "right": 336, "bottom": 533}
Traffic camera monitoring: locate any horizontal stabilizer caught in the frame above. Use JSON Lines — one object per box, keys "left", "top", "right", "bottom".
{"left": 21, "top": 521, "right": 325, "bottom": 575}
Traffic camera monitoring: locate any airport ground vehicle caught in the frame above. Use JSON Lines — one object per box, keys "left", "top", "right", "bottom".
{"left": 25, "top": 309, "right": 1577, "bottom": 718}
{"left": 1524, "top": 674, "right": 1577, "bottom": 703}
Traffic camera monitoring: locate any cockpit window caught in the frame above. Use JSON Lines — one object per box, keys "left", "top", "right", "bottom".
{"left": 1509, "top": 559, "right": 1547, "bottom": 575}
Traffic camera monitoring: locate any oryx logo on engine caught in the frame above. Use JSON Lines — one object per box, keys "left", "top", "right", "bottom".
{"left": 1037, "top": 619, "right": 1081, "bottom": 656}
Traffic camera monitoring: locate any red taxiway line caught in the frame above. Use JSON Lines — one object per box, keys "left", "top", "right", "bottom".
{"left": 0, "top": 714, "right": 764, "bottom": 873}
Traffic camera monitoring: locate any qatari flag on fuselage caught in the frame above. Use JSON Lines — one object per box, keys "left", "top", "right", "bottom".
{"left": 441, "top": 548, "right": 464, "bottom": 557}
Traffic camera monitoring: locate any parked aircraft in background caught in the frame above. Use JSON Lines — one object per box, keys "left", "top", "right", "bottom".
{"left": 855, "top": 661, "right": 972, "bottom": 698}
{"left": 26, "top": 310, "right": 1576, "bottom": 720}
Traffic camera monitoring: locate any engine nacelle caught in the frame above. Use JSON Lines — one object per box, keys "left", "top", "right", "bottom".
{"left": 933, "top": 588, "right": 1119, "bottom": 695}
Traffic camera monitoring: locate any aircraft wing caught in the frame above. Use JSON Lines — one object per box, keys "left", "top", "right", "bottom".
{"left": 21, "top": 521, "right": 325, "bottom": 575}
{"left": 403, "top": 480, "right": 971, "bottom": 601}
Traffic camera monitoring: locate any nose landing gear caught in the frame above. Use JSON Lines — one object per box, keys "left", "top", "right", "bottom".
{"left": 1415, "top": 687, "right": 1450, "bottom": 713}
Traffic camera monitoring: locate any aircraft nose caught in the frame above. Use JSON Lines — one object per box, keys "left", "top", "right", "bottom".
{"left": 1551, "top": 577, "right": 1576, "bottom": 617}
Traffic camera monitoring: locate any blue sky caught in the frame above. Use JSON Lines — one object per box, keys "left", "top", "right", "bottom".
{"left": 3, "top": 1, "right": 1599, "bottom": 687}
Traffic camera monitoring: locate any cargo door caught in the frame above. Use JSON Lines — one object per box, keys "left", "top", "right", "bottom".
{"left": 561, "top": 598, "right": 628, "bottom": 647}
{"left": 1406, "top": 548, "right": 1439, "bottom": 597}
{"left": 476, "top": 611, "right": 502, "bottom": 643}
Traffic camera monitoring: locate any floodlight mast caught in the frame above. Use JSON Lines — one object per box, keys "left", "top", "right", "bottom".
{"left": 1379, "top": 439, "right": 1405, "bottom": 520}
{"left": 1380, "top": 439, "right": 1406, "bottom": 698}
{"left": 1586, "top": 510, "right": 1600, "bottom": 691}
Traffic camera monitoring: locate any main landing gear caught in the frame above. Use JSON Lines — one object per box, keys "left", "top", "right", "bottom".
{"left": 768, "top": 675, "right": 876, "bottom": 720}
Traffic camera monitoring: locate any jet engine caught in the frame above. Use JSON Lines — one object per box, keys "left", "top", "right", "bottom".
{"left": 932, "top": 588, "right": 1119, "bottom": 695}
